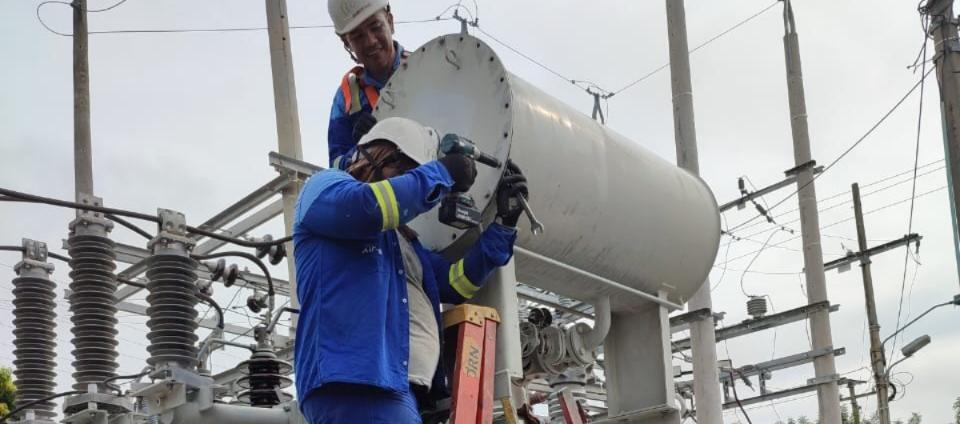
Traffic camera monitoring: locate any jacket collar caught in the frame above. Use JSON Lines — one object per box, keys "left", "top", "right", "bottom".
{"left": 361, "top": 41, "right": 405, "bottom": 89}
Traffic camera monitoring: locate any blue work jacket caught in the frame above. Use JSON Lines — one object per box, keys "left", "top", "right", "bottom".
{"left": 327, "top": 42, "right": 406, "bottom": 170}
{"left": 293, "top": 161, "right": 517, "bottom": 400}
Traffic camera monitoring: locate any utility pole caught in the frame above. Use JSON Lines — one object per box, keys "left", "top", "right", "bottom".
{"left": 846, "top": 381, "right": 862, "bottom": 424}
{"left": 781, "top": 2, "right": 842, "bottom": 423}
{"left": 73, "top": 0, "right": 93, "bottom": 199}
{"left": 925, "top": 0, "right": 960, "bottom": 290}
{"left": 852, "top": 183, "right": 890, "bottom": 424}
{"left": 265, "top": 0, "right": 303, "bottom": 334}
{"left": 665, "top": 1, "right": 723, "bottom": 423}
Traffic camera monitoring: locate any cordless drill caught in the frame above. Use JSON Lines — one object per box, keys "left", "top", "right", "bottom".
{"left": 438, "top": 133, "right": 502, "bottom": 229}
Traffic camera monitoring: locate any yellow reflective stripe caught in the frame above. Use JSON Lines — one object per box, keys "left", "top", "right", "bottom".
{"left": 380, "top": 179, "right": 400, "bottom": 229}
{"left": 448, "top": 259, "right": 479, "bottom": 299}
{"left": 369, "top": 180, "right": 399, "bottom": 230}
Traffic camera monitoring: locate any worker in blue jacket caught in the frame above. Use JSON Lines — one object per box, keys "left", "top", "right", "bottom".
{"left": 326, "top": 0, "right": 407, "bottom": 170}
{"left": 293, "top": 117, "right": 529, "bottom": 423}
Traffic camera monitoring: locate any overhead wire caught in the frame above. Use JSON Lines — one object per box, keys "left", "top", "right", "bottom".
{"left": 608, "top": 0, "right": 780, "bottom": 97}
{"left": 727, "top": 159, "right": 945, "bottom": 237}
{"left": 36, "top": 0, "right": 455, "bottom": 37}
{"left": 729, "top": 162, "right": 946, "bottom": 241}
{"left": 717, "top": 185, "right": 947, "bottom": 267}
{"left": 726, "top": 67, "right": 937, "bottom": 235}
{"left": 0, "top": 186, "right": 291, "bottom": 248}
{"left": 891, "top": 7, "right": 932, "bottom": 362}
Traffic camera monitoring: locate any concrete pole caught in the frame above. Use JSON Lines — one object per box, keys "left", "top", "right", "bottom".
{"left": 265, "top": 0, "right": 303, "bottom": 334}
{"left": 846, "top": 381, "right": 861, "bottom": 424}
{"left": 781, "top": 2, "right": 842, "bottom": 423}
{"left": 852, "top": 184, "right": 890, "bottom": 424}
{"left": 664, "top": 1, "right": 723, "bottom": 423}
{"left": 73, "top": 0, "right": 93, "bottom": 200}
{"left": 925, "top": 0, "right": 960, "bottom": 291}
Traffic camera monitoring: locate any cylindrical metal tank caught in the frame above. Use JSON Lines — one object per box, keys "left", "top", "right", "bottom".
{"left": 375, "top": 34, "right": 720, "bottom": 309}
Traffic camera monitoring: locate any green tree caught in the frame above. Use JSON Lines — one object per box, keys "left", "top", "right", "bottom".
{"left": 953, "top": 396, "right": 960, "bottom": 424}
{"left": 906, "top": 412, "right": 921, "bottom": 424}
{"left": 0, "top": 367, "right": 15, "bottom": 416}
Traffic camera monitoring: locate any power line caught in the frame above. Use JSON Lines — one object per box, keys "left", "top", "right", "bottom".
{"left": 726, "top": 67, "right": 937, "bottom": 235}
{"left": 891, "top": 14, "right": 932, "bottom": 363}
{"left": 730, "top": 160, "right": 946, "bottom": 237}
{"left": 731, "top": 164, "right": 946, "bottom": 243}
{"left": 36, "top": 0, "right": 454, "bottom": 37}
{"left": 608, "top": 0, "right": 780, "bottom": 97}
{"left": 718, "top": 185, "right": 947, "bottom": 266}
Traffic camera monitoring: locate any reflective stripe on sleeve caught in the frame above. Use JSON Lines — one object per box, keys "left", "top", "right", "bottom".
{"left": 448, "top": 259, "right": 480, "bottom": 299}
{"left": 369, "top": 180, "right": 400, "bottom": 230}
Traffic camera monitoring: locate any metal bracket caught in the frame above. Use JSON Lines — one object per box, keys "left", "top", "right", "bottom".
{"left": 61, "top": 409, "right": 109, "bottom": 424}
{"left": 14, "top": 238, "right": 54, "bottom": 275}
{"left": 783, "top": 159, "right": 817, "bottom": 176}
{"left": 148, "top": 209, "right": 195, "bottom": 254}
{"left": 269, "top": 151, "right": 323, "bottom": 181}
{"left": 129, "top": 380, "right": 188, "bottom": 414}
{"left": 69, "top": 193, "right": 114, "bottom": 236}
{"left": 806, "top": 373, "right": 840, "bottom": 386}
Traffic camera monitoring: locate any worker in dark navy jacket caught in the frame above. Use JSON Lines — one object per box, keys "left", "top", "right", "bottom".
{"left": 293, "top": 117, "right": 529, "bottom": 423}
{"left": 326, "top": 0, "right": 408, "bottom": 170}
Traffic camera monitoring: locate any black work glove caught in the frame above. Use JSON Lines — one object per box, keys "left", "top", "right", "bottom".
{"left": 438, "top": 153, "right": 477, "bottom": 192}
{"left": 352, "top": 111, "right": 377, "bottom": 142}
{"left": 496, "top": 159, "right": 528, "bottom": 227}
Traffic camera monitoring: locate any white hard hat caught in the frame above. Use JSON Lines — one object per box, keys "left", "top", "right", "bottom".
{"left": 357, "top": 117, "right": 439, "bottom": 165}
{"left": 328, "top": 0, "right": 389, "bottom": 35}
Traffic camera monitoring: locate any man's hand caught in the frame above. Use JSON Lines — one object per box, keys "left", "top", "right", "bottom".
{"left": 352, "top": 111, "right": 377, "bottom": 142}
{"left": 496, "top": 159, "right": 528, "bottom": 227}
{"left": 438, "top": 153, "right": 477, "bottom": 192}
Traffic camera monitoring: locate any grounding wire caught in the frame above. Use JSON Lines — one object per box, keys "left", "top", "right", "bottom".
{"left": 891, "top": 13, "right": 932, "bottom": 362}
{"left": 0, "top": 186, "right": 292, "bottom": 248}
{"left": 726, "top": 67, "right": 936, "bottom": 235}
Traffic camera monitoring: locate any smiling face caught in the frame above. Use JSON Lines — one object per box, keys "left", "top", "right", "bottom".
{"left": 343, "top": 10, "right": 396, "bottom": 82}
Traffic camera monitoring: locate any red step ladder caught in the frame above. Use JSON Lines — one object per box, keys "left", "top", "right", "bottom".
{"left": 443, "top": 304, "right": 500, "bottom": 424}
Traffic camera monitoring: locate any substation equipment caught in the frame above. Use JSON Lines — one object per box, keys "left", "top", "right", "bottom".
{"left": 4, "top": 33, "right": 720, "bottom": 424}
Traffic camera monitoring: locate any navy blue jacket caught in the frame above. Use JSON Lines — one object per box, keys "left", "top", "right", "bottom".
{"left": 293, "top": 162, "right": 517, "bottom": 400}
{"left": 327, "top": 42, "right": 406, "bottom": 170}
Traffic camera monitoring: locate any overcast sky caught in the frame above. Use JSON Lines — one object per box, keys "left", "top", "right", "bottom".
{"left": 2, "top": 0, "right": 959, "bottom": 422}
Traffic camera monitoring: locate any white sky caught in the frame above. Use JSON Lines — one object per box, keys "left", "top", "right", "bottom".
{"left": 1, "top": 0, "right": 959, "bottom": 422}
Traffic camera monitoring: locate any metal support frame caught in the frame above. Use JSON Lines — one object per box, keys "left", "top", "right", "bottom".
{"left": 109, "top": 177, "right": 289, "bottom": 302}
{"left": 599, "top": 292, "right": 681, "bottom": 424}
{"left": 823, "top": 233, "right": 922, "bottom": 272}
{"left": 719, "top": 166, "right": 824, "bottom": 212}
{"left": 720, "top": 376, "right": 845, "bottom": 410}
{"left": 671, "top": 301, "right": 839, "bottom": 352}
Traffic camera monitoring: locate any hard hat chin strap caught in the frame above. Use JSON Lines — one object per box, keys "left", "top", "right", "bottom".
{"left": 356, "top": 143, "right": 403, "bottom": 182}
